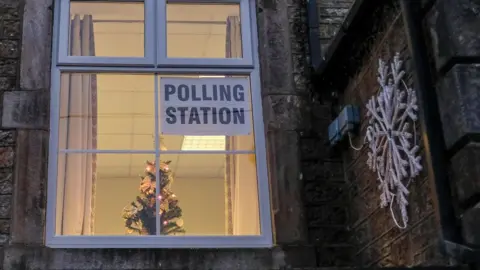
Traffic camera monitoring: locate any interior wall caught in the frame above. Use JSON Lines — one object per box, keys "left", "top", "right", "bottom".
{"left": 173, "top": 177, "right": 225, "bottom": 235}
{"left": 94, "top": 176, "right": 225, "bottom": 235}
{"left": 233, "top": 134, "right": 260, "bottom": 235}
{"left": 94, "top": 177, "right": 139, "bottom": 235}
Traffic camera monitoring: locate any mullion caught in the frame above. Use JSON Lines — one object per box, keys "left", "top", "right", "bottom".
{"left": 154, "top": 74, "right": 162, "bottom": 235}
{"left": 55, "top": 66, "right": 254, "bottom": 74}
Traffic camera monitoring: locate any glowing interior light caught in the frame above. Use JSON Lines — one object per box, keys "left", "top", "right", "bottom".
{"left": 181, "top": 136, "right": 226, "bottom": 151}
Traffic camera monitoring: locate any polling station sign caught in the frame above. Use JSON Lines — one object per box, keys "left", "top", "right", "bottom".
{"left": 160, "top": 77, "right": 252, "bottom": 135}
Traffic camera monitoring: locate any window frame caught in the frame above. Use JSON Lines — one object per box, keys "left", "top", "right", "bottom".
{"left": 57, "top": 0, "right": 157, "bottom": 66}
{"left": 46, "top": 0, "right": 273, "bottom": 248}
{"left": 157, "top": 0, "right": 253, "bottom": 67}
{"left": 57, "top": 0, "right": 253, "bottom": 67}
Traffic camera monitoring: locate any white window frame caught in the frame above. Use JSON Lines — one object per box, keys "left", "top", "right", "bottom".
{"left": 46, "top": 0, "right": 272, "bottom": 249}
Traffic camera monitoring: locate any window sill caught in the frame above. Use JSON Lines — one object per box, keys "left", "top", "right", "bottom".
{"left": 45, "top": 235, "right": 273, "bottom": 249}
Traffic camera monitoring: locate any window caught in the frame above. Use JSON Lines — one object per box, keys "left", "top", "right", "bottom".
{"left": 46, "top": 0, "right": 272, "bottom": 248}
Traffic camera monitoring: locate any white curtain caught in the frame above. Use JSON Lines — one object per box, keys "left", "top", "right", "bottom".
{"left": 225, "top": 15, "right": 241, "bottom": 235}
{"left": 56, "top": 14, "right": 97, "bottom": 235}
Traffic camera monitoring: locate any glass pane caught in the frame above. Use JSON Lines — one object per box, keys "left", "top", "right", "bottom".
{"left": 56, "top": 153, "right": 156, "bottom": 236}
{"left": 166, "top": 3, "right": 243, "bottom": 58}
{"left": 58, "top": 73, "right": 155, "bottom": 151}
{"left": 157, "top": 75, "right": 254, "bottom": 151}
{"left": 69, "top": 1, "right": 145, "bottom": 57}
{"left": 158, "top": 153, "right": 260, "bottom": 236}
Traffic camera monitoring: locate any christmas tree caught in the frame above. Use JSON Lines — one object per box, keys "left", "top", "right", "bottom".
{"left": 122, "top": 160, "right": 185, "bottom": 235}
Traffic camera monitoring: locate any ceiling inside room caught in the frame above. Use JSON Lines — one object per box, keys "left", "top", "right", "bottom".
{"left": 69, "top": 1, "right": 245, "bottom": 180}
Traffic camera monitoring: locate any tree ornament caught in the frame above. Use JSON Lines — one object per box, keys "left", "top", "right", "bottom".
{"left": 364, "top": 53, "right": 423, "bottom": 229}
{"left": 145, "top": 160, "right": 155, "bottom": 173}
{"left": 176, "top": 219, "right": 184, "bottom": 227}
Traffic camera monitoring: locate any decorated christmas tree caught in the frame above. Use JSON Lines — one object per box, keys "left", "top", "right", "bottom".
{"left": 122, "top": 159, "right": 185, "bottom": 235}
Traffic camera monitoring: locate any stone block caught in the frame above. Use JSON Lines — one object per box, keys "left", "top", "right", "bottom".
{"left": 266, "top": 130, "right": 308, "bottom": 244}
{"left": 20, "top": 0, "right": 53, "bottom": 90}
{"left": 262, "top": 95, "right": 311, "bottom": 131}
{"left": 0, "top": 59, "right": 17, "bottom": 76}
{"left": 409, "top": 178, "right": 435, "bottom": 224}
{"left": 2, "top": 246, "right": 314, "bottom": 270}
{"left": 279, "top": 245, "right": 317, "bottom": 268}
{"left": 318, "top": 7, "right": 351, "bottom": 18}
{"left": 0, "top": 20, "right": 20, "bottom": 39}
{"left": 307, "top": 204, "right": 348, "bottom": 226}
{"left": 0, "top": 194, "right": 11, "bottom": 218}
{"left": 461, "top": 203, "right": 480, "bottom": 246}
{"left": 427, "top": 0, "right": 480, "bottom": 71}
{"left": 0, "top": 168, "right": 13, "bottom": 194}
{"left": 2, "top": 91, "right": 49, "bottom": 129}
{"left": 301, "top": 160, "right": 343, "bottom": 182}
{"left": 353, "top": 221, "right": 370, "bottom": 247}
{"left": 299, "top": 136, "right": 329, "bottom": 160}
{"left": 0, "top": 76, "right": 16, "bottom": 91}
{"left": 0, "top": 234, "right": 8, "bottom": 244}
{"left": 0, "top": 7, "right": 20, "bottom": 20}
{"left": 303, "top": 180, "right": 347, "bottom": 208}
{"left": 0, "top": 219, "right": 9, "bottom": 234}
{"left": 0, "top": 1, "right": 21, "bottom": 9}
{"left": 256, "top": 0, "right": 311, "bottom": 96}
{"left": 436, "top": 64, "right": 480, "bottom": 150}
{"left": 256, "top": 7, "right": 294, "bottom": 96}
{"left": 0, "top": 147, "right": 13, "bottom": 168}
{"left": 319, "top": 23, "right": 340, "bottom": 39}
{"left": 0, "top": 40, "right": 18, "bottom": 58}
{"left": 309, "top": 225, "right": 350, "bottom": 245}
{"left": 10, "top": 130, "right": 48, "bottom": 244}
{"left": 3, "top": 247, "right": 48, "bottom": 270}
{"left": 0, "top": 130, "right": 14, "bottom": 146}
{"left": 316, "top": 245, "right": 355, "bottom": 266}
{"left": 450, "top": 143, "right": 480, "bottom": 204}
{"left": 316, "top": 0, "right": 354, "bottom": 8}
{"left": 421, "top": 0, "right": 436, "bottom": 11}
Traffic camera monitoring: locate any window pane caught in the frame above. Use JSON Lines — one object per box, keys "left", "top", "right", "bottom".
{"left": 56, "top": 153, "right": 157, "bottom": 236}
{"left": 166, "top": 3, "right": 243, "bottom": 58}
{"left": 69, "top": 1, "right": 145, "bottom": 57}
{"left": 157, "top": 75, "right": 254, "bottom": 151}
{"left": 58, "top": 73, "right": 155, "bottom": 151}
{"left": 159, "top": 153, "right": 260, "bottom": 236}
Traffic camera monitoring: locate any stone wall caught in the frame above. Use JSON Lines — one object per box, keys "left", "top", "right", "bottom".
{"left": 0, "top": 0, "right": 22, "bottom": 267}
{"left": 426, "top": 0, "right": 480, "bottom": 258}
{"left": 0, "top": 0, "right": 318, "bottom": 269}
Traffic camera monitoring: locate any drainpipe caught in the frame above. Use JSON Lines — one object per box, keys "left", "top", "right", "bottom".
{"left": 400, "top": 0, "right": 480, "bottom": 263}
{"left": 306, "top": 0, "right": 322, "bottom": 71}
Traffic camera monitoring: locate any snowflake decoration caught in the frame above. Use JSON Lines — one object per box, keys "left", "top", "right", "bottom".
{"left": 364, "top": 53, "right": 423, "bottom": 228}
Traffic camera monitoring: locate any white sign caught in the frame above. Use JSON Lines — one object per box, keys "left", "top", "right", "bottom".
{"left": 160, "top": 77, "right": 252, "bottom": 135}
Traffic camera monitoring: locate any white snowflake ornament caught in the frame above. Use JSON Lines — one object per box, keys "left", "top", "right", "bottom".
{"left": 364, "top": 53, "right": 423, "bottom": 229}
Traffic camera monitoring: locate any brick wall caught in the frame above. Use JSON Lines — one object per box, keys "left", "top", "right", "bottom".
{"left": 0, "top": 0, "right": 22, "bottom": 265}
{"left": 301, "top": 100, "right": 352, "bottom": 265}
{"left": 302, "top": 0, "right": 356, "bottom": 266}
{"left": 306, "top": 1, "right": 457, "bottom": 267}
{"left": 337, "top": 3, "right": 447, "bottom": 267}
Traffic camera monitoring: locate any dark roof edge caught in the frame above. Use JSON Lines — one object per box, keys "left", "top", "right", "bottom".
{"left": 314, "top": 0, "right": 372, "bottom": 76}
{"left": 312, "top": 0, "right": 395, "bottom": 95}
{"left": 312, "top": 0, "right": 437, "bottom": 96}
